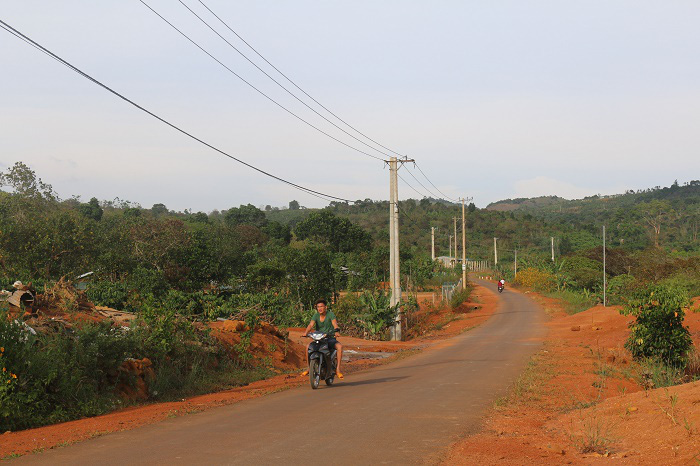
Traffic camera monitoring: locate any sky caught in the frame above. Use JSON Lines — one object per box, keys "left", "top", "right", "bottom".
{"left": 2, "top": 1, "right": 699, "bottom": 212}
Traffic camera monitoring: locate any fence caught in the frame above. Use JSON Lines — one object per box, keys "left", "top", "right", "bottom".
{"left": 441, "top": 278, "right": 463, "bottom": 302}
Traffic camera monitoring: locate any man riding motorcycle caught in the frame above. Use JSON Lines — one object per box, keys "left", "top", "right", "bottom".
{"left": 301, "top": 299, "right": 344, "bottom": 379}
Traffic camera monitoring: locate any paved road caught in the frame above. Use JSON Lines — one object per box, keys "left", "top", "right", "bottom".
{"left": 18, "top": 280, "right": 545, "bottom": 465}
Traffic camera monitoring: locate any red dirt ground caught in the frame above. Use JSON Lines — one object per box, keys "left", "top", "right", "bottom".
{"left": 0, "top": 284, "right": 497, "bottom": 458}
{"left": 444, "top": 291, "right": 700, "bottom": 465}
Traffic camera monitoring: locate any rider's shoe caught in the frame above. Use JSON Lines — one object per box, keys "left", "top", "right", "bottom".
{"left": 301, "top": 369, "right": 309, "bottom": 376}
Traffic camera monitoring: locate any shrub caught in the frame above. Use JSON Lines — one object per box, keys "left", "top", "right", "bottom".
{"left": 514, "top": 267, "right": 556, "bottom": 292}
{"left": 606, "top": 274, "right": 637, "bottom": 304}
{"left": 621, "top": 283, "right": 692, "bottom": 366}
{"left": 450, "top": 285, "right": 472, "bottom": 310}
{"left": 0, "top": 317, "right": 139, "bottom": 431}
{"left": 560, "top": 256, "right": 602, "bottom": 290}
{"left": 352, "top": 291, "right": 398, "bottom": 340}
{"left": 86, "top": 280, "right": 129, "bottom": 309}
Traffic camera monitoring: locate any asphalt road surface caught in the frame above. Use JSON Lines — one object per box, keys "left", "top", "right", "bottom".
{"left": 17, "top": 280, "right": 545, "bottom": 465}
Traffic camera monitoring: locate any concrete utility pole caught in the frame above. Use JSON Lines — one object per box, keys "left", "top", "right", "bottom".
{"left": 494, "top": 237, "right": 498, "bottom": 266}
{"left": 461, "top": 199, "right": 467, "bottom": 290}
{"left": 603, "top": 225, "right": 607, "bottom": 307}
{"left": 431, "top": 227, "right": 435, "bottom": 261}
{"left": 453, "top": 217, "right": 458, "bottom": 269}
{"left": 551, "top": 237, "right": 555, "bottom": 262}
{"left": 387, "top": 156, "right": 414, "bottom": 341}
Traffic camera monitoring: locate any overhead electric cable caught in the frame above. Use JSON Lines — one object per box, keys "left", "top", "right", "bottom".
{"left": 414, "top": 161, "right": 458, "bottom": 202}
{"left": 397, "top": 172, "right": 430, "bottom": 199}
{"left": 179, "top": 1, "right": 460, "bottom": 204}
{"left": 0, "top": 19, "right": 352, "bottom": 203}
{"left": 176, "top": 0, "right": 390, "bottom": 159}
{"left": 139, "top": 0, "right": 383, "bottom": 162}
{"left": 196, "top": 0, "right": 405, "bottom": 158}
{"left": 404, "top": 165, "right": 443, "bottom": 200}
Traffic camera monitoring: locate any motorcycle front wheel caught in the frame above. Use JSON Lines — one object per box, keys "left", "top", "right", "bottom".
{"left": 309, "top": 359, "right": 320, "bottom": 389}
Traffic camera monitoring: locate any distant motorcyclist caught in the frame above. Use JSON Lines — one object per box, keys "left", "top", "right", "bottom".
{"left": 497, "top": 279, "right": 505, "bottom": 292}
{"left": 301, "top": 299, "right": 344, "bottom": 379}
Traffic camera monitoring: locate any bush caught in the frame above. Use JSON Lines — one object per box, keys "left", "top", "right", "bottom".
{"left": 449, "top": 286, "right": 472, "bottom": 310}
{"left": 514, "top": 267, "right": 556, "bottom": 292}
{"left": 606, "top": 274, "right": 637, "bottom": 305}
{"left": 621, "top": 283, "right": 692, "bottom": 366}
{"left": 0, "top": 318, "right": 139, "bottom": 431}
{"left": 86, "top": 280, "right": 129, "bottom": 309}
{"left": 351, "top": 291, "right": 398, "bottom": 340}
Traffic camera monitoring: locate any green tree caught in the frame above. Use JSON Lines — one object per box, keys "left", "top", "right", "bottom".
{"left": 78, "top": 197, "right": 103, "bottom": 221}
{"left": 225, "top": 204, "right": 267, "bottom": 228}
{"left": 294, "top": 210, "right": 371, "bottom": 253}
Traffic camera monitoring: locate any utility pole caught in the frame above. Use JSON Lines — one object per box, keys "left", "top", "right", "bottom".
{"left": 461, "top": 199, "right": 467, "bottom": 289}
{"left": 387, "top": 156, "right": 414, "bottom": 341}
{"left": 453, "top": 217, "right": 458, "bottom": 269}
{"left": 448, "top": 235, "right": 452, "bottom": 263}
{"left": 431, "top": 227, "right": 435, "bottom": 261}
{"left": 494, "top": 237, "right": 498, "bottom": 266}
{"left": 514, "top": 248, "right": 517, "bottom": 280}
{"left": 603, "top": 225, "right": 606, "bottom": 307}
{"left": 551, "top": 237, "right": 555, "bottom": 262}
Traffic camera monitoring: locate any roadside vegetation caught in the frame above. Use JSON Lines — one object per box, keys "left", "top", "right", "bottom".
{"left": 0, "top": 162, "right": 464, "bottom": 431}
{"left": 1, "top": 161, "right": 698, "bottom": 433}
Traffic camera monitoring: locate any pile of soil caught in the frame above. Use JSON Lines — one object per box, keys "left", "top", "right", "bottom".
{"left": 444, "top": 293, "right": 700, "bottom": 464}
{"left": 208, "top": 319, "right": 306, "bottom": 371}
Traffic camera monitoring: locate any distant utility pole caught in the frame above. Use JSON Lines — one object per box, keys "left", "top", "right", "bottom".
{"left": 461, "top": 199, "right": 467, "bottom": 289}
{"left": 603, "top": 225, "right": 606, "bottom": 307}
{"left": 551, "top": 237, "right": 555, "bottom": 262}
{"left": 514, "top": 248, "right": 518, "bottom": 280}
{"left": 453, "top": 217, "right": 458, "bottom": 269}
{"left": 387, "top": 156, "right": 414, "bottom": 341}
{"left": 431, "top": 227, "right": 436, "bottom": 261}
{"left": 494, "top": 237, "right": 498, "bottom": 266}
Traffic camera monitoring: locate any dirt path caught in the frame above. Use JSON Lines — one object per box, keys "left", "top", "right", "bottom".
{"left": 9, "top": 280, "right": 546, "bottom": 465}
{"left": 444, "top": 293, "right": 700, "bottom": 464}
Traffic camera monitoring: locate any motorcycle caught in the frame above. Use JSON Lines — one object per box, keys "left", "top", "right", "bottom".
{"left": 305, "top": 331, "right": 337, "bottom": 389}
{"left": 497, "top": 283, "right": 504, "bottom": 293}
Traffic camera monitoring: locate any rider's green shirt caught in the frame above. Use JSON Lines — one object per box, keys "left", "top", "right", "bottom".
{"left": 312, "top": 310, "right": 337, "bottom": 336}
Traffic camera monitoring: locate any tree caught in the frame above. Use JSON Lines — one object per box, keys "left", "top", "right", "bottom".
{"left": 225, "top": 204, "right": 267, "bottom": 228}
{"left": 78, "top": 197, "right": 103, "bottom": 221}
{"left": 0, "top": 162, "right": 56, "bottom": 201}
{"left": 294, "top": 211, "right": 371, "bottom": 253}
{"left": 637, "top": 200, "right": 675, "bottom": 248}
{"left": 289, "top": 200, "right": 300, "bottom": 210}
{"left": 151, "top": 203, "right": 168, "bottom": 216}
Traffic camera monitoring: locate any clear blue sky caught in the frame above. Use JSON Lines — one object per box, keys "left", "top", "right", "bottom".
{"left": 2, "top": 1, "right": 699, "bottom": 211}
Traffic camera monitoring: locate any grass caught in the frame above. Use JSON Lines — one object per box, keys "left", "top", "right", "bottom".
{"left": 544, "top": 290, "right": 597, "bottom": 315}
{"left": 570, "top": 410, "right": 615, "bottom": 454}
{"left": 497, "top": 347, "right": 554, "bottom": 407}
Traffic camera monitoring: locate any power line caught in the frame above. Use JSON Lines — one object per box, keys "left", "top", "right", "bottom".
{"left": 160, "top": 1, "right": 463, "bottom": 203}
{"left": 397, "top": 172, "right": 429, "bottom": 199}
{"left": 139, "top": 0, "right": 384, "bottom": 162}
{"left": 413, "top": 161, "right": 458, "bottom": 202}
{"left": 195, "top": 0, "right": 405, "bottom": 158}
{"left": 176, "top": 0, "right": 390, "bottom": 160}
{"left": 404, "top": 165, "right": 443, "bottom": 200}
{"left": 0, "top": 19, "right": 353, "bottom": 204}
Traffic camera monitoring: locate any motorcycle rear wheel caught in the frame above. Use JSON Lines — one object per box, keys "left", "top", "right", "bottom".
{"left": 309, "top": 359, "right": 320, "bottom": 389}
